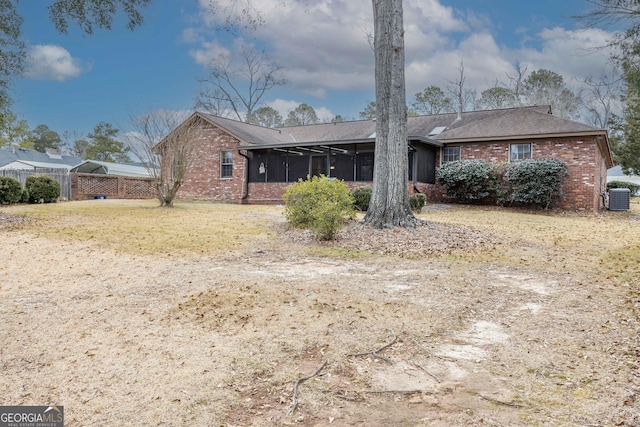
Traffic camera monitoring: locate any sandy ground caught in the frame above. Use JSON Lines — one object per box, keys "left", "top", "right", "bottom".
{"left": 1, "top": 206, "right": 639, "bottom": 426}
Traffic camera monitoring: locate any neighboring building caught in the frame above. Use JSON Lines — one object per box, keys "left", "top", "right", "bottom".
{"left": 162, "top": 106, "right": 613, "bottom": 211}
{"left": 0, "top": 147, "right": 82, "bottom": 170}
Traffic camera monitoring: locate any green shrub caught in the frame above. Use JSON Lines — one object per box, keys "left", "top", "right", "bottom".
{"left": 283, "top": 175, "right": 355, "bottom": 240}
{"left": 25, "top": 174, "right": 60, "bottom": 203}
{"left": 351, "top": 186, "right": 372, "bottom": 211}
{"left": 409, "top": 193, "right": 426, "bottom": 212}
{"left": 607, "top": 180, "right": 640, "bottom": 195}
{"left": 437, "top": 160, "right": 492, "bottom": 202}
{"left": 20, "top": 188, "right": 30, "bottom": 204}
{"left": 505, "top": 158, "right": 569, "bottom": 209}
{"left": 0, "top": 176, "right": 23, "bottom": 205}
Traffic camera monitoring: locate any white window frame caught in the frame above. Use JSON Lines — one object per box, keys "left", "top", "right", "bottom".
{"left": 442, "top": 146, "right": 460, "bottom": 164}
{"left": 509, "top": 143, "right": 532, "bottom": 162}
{"left": 221, "top": 151, "right": 233, "bottom": 178}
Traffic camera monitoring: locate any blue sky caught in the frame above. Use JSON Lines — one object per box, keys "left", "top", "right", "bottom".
{"left": 12, "top": 0, "right": 618, "bottom": 141}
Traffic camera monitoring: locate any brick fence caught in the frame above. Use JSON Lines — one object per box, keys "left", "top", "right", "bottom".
{"left": 70, "top": 173, "right": 156, "bottom": 200}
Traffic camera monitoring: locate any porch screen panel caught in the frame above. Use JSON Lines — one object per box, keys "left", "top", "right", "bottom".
{"left": 267, "top": 150, "right": 287, "bottom": 182}
{"left": 414, "top": 145, "right": 436, "bottom": 184}
{"left": 356, "top": 151, "right": 374, "bottom": 181}
{"left": 330, "top": 150, "right": 355, "bottom": 181}
{"left": 248, "top": 151, "right": 268, "bottom": 182}
{"left": 288, "top": 153, "right": 309, "bottom": 182}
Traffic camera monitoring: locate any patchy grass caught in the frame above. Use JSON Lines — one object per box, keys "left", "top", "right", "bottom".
{"left": 418, "top": 203, "right": 640, "bottom": 279}
{"left": 5, "top": 199, "right": 281, "bottom": 256}
{"left": 1, "top": 199, "right": 639, "bottom": 425}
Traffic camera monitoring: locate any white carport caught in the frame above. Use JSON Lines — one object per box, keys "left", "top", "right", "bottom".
{"left": 70, "top": 160, "right": 150, "bottom": 178}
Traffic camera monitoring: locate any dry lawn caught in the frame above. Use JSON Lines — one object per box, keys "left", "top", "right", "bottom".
{"left": 1, "top": 199, "right": 639, "bottom": 426}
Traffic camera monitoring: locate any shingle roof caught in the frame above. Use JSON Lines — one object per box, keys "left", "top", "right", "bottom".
{"left": 0, "top": 147, "right": 83, "bottom": 168}
{"left": 196, "top": 105, "right": 605, "bottom": 148}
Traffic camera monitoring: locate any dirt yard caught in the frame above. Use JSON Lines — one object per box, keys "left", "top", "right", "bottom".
{"left": 1, "top": 201, "right": 639, "bottom": 426}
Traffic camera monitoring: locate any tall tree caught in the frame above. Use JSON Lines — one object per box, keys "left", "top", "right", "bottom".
{"left": 506, "top": 62, "right": 528, "bottom": 106}
{"left": 363, "top": 0, "right": 418, "bottom": 228}
{"left": 85, "top": 122, "right": 131, "bottom": 162}
{"left": 576, "top": 0, "right": 640, "bottom": 63}
{"left": 196, "top": 45, "right": 287, "bottom": 122}
{"left": 284, "top": 103, "right": 318, "bottom": 126}
{"left": 32, "top": 124, "right": 62, "bottom": 153}
{"left": 447, "top": 60, "right": 477, "bottom": 114}
{"left": 127, "top": 110, "right": 203, "bottom": 207}
{"left": 248, "top": 106, "right": 283, "bottom": 128}
{"left": 62, "top": 130, "right": 88, "bottom": 157}
{"left": 581, "top": 71, "right": 623, "bottom": 130}
{"left": 412, "top": 86, "right": 455, "bottom": 115}
{"left": 0, "top": 0, "right": 24, "bottom": 117}
{"left": 522, "top": 69, "right": 583, "bottom": 119}
{"left": 359, "top": 101, "right": 377, "bottom": 119}
{"left": 612, "top": 63, "right": 640, "bottom": 175}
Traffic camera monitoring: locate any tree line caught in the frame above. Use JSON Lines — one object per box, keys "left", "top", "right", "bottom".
{"left": 0, "top": 116, "right": 132, "bottom": 163}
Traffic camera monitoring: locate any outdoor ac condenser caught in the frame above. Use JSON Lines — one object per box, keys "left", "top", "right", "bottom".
{"left": 609, "top": 188, "right": 631, "bottom": 211}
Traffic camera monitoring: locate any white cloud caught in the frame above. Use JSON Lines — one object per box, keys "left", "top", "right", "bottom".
{"left": 188, "top": 40, "right": 231, "bottom": 67}
{"left": 184, "top": 0, "right": 619, "bottom": 115}
{"left": 24, "top": 45, "right": 87, "bottom": 81}
{"left": 513, "top": 27, "right": 616, "bottom": 89}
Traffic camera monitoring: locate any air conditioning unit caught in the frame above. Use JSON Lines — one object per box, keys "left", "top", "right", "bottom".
{"left": 609, "top": 188, "right": 631, "bottom": 211}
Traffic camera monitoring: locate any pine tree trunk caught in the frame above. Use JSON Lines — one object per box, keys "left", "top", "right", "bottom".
{"left": 364, "top": 0, "right": 419, "bottom": 228}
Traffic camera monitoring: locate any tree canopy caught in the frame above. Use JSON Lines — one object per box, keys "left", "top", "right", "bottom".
{"left": 33, "top": 124, "right": 61, "bottom": 153}
{"left": 247, "top": 106, "right": 283, "bottom": 128}
{"left": 284, "top": 103, "right": 318, "bottom": 126}
{"left": 85, "top": 122, "right": 131, "bottom": 162}
{"left": 412, "top": 86, "right": 455, "bottom": 115}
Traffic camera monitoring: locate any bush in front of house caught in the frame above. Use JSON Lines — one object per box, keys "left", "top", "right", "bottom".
{"left": 607, "top": 180, "right": 640, "bottom": 196}
{"left": 283, "top": 175, "right": 355, "bottom": 240}
{"left": 351, "top": 186, "right": 372, "bottom": 211}
{"left": 437, "top": 160, "right": 493, "bottom": 202}
{"left": 409, "top": 193, "right": 426, "bottom": 212}
{"left": 0, "top": 176, "right": 23, "bottom": 205}
{"left": 25, "top": 174, "right": 60, "bottom": 203}
{"left": 20, "top": 188, "right": 30, "bottom": 204}
{"left": 505, "top": 158, "right": 569, "bottom": 209}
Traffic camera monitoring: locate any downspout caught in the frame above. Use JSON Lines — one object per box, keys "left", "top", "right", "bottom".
{"left": 238, "top": 149, "right": 250, "bottom": 202}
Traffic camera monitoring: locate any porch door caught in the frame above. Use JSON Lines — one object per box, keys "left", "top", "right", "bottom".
{"left": 311, "top": 155, "right": 328, "bottom": 177}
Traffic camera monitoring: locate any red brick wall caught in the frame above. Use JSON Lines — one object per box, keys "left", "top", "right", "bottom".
{"left": 70, "top": 173, "right": 155, "bottom": 200}
{"left": 176, "top": 122, "right": 608, "bottom": 211}
{"left": 177, "top": 124, "right": 247, "bottom": 202}
{"left": 433, "top": 137, "right": 608, "bottom": 211}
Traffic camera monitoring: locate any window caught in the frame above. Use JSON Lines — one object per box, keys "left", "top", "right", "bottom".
{"left": 221, "top": 151, "right": 233, "bottom": 178}
{"left": 442, "top": 146, "right": 460, "bottom": 163}
{"left": 510, "top": 143, "right": 532, "bottom": 162}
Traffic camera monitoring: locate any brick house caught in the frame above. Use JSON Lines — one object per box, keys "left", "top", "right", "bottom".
{"left": 166, "top": 106, "right": 613, "bottom": 211}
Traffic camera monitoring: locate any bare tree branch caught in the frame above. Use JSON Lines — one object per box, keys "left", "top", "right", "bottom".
{"left": 196, "top": 45, "right": 287, "bottom": 122}
{"left": 126, "top": 110, "right": 201, "bottom": 207}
